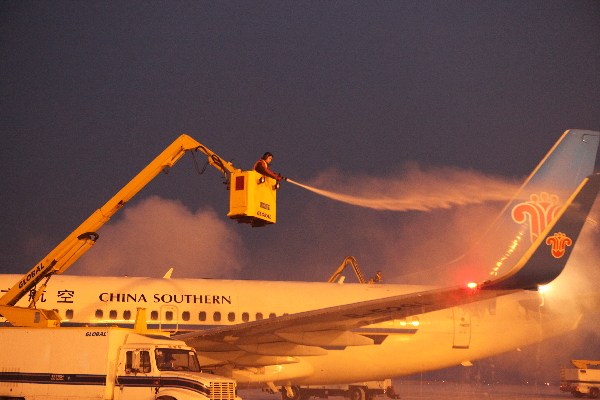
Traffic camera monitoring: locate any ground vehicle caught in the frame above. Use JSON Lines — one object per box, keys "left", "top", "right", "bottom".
{"left": 0, "top": 325, "right": 238, "bottom": 400}
{"left": 280, "top": 380, "right": 398, "bottom": 400}
{"left": 560, "top": 360, "right": 600, "bottom": 398}
{"left": 0, "top": 136, "right": 243, "bottom": 398}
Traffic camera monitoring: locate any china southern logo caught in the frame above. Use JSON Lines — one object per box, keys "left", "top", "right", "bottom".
{"left": 545, "top": 232, "right": 572, "bottom": 258}
{"left": 511, "top": 192, "right": 572, "bottom": 258}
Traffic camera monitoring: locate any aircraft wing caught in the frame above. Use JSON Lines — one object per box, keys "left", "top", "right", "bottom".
{"left": 178, "top": 284, "right": 516, "bottom": 354}
{"left": 176, "top": 174, "right": 600, "bottom": 359}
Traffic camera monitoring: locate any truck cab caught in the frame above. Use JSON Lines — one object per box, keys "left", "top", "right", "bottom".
{"left": 115, "top": 337, "right": 237, "bottom": 400}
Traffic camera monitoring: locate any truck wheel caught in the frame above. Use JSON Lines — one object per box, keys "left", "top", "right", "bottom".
{"left": 282, "top": 385, "right": 301, "bottom": 400}
{"left": 350, "top": 387, "right": 366, "bottom": 400}
{"left": 589, "top": 388, "right": 599, "bottom": 399}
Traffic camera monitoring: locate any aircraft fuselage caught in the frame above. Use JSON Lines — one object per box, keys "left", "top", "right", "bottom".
{"left": 0, "top": 275, "right": 580, "bottom": 386}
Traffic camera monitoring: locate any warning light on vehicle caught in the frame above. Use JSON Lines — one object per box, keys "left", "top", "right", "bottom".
{"left": 466, "top": 282, "right": 478, "bottom": 289}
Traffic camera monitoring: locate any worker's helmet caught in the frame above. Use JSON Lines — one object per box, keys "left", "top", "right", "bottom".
{"left": 262, "top": 152, "right": 273, "bottom": 160}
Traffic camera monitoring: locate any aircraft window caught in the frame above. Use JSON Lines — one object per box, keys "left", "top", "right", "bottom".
{"left": 182, "top": 311, "right": 190, "bottom": 321}
{"left": 165, "top": 311, "right": 173, "bottom": 321}
{"left": 95, "top": 309, "right": 103, "bottom": 319}
{"left": 269, "top": 313, "right": 276, "bottom": 319}
{"left": 199, "top": 311, "right": 206, "bottom": 321}
{"left": 228, "top": 312, "right": 235, "bottom": 322}
{"left": 242, "top": 312, "right": 249, "bottom": 322}
{"left": 256, "top": 312, "right": 263, "bottom": 320}
{"left": 123, "top": 310, "right": 131, "bottom": 320}
{"left": 65, "top": 309, "right": 74, "bottom": 319}
{"left": 109, "top": 310, "right": 117, "bottom": 320}
{"left": 151, "top": 311, "right": 158, "bottom": 321}
{"left": 213, "top": 312, "right": 221, "bottom": 322}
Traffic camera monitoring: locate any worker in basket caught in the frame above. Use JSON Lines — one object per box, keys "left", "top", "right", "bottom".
{"left": 254, "top": 152, "right": 286, "bottom": 181}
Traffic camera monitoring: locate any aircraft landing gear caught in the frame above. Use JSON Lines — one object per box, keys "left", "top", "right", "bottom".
{"left": 282, "top": 385, "right": 301, "bottom": 400}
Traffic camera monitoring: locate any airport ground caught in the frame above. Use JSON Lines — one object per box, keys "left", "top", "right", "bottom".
{"left": 239, "top": 381, "right": 572, "bottom": 400}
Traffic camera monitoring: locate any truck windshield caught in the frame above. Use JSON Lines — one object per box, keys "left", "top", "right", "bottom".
{"left": 155, "top": 348, "right": 201, "bottom": 372}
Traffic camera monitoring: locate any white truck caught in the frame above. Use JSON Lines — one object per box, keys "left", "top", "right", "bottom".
{"left": 560, "top": 360, "right": 600, "bottom": 398}
{"left": 0, "top": 327, "right": 239, "bottom": 400}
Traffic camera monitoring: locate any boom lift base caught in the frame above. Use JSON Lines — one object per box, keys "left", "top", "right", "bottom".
{"left": 0, "top": 305, "right": 60, "bottom": 328}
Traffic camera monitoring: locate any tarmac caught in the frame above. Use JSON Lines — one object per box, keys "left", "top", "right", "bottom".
{"left": 239, "top": 381, "right": 573, "bottom": 400}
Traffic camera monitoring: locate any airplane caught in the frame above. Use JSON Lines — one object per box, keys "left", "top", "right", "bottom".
{"left": 1, "top": 129, "right": 600, "bottom": 398}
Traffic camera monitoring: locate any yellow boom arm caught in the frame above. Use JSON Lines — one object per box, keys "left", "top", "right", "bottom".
{"left": 0, "top": 135, "right": 238, "bottom": 327}
{"left": 327, "top": 256, "right": 383, "bottom": 284}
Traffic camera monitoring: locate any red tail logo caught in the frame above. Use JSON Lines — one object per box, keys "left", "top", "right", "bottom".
{"left": 512, "top": 192, "right": 561, "bottom": 243}
{"left": 545, "top": 232, "right": 573, "bottom": 258}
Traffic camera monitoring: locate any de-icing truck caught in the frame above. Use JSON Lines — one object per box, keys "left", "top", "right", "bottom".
{"left": 560, "top": 360, "right": 600, "bottom": 398}
{"left": 0, "top": 327, "right": 239, "bottom": 400}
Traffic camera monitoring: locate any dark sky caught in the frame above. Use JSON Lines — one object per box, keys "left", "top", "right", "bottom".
{"left": 1, "top": 0, "right": 600, "bottom": 383}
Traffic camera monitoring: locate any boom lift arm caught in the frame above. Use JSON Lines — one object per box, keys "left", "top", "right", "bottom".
{"left": 327, "top": 256, "right": 382, "bottom": 284}
{"left": 0, "top": 135, "right": 239, "bottom": 327}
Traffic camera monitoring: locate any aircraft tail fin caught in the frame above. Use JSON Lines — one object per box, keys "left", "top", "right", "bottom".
{"left": 483, "top": 173, "right": 600, "bottom": 290}
{"left": 454, "top": 129, "right": 600, "bottom": 283}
